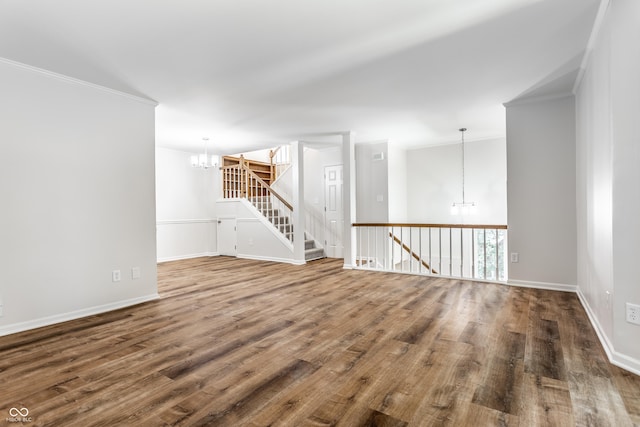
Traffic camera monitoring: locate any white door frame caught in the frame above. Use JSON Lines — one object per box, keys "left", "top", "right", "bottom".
{"left": 217, "top": 217, "right": 237, "bottom": 256}
{"left": 324, "top": 164, "right": 344, "bottom": 258}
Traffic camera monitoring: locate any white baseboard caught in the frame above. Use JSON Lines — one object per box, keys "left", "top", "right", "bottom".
{"left": 0, "top": 293, "right": 159, "bottom": 338}
{"left": 160, "top": 252, "right": 303, "bottom": 265}
{"left": 507, "top": 279, "right": 640, "bottom": 376}
{"left": 157, "top": 252, "right": 219, "bottom": 263}
{"left": 237, "top": 253, "right": 305, "bottom": 266}
{"left": 507, "top": 279, "right": 577, "bottom": 292}
{"left": 576, "top": 289, "right": 640, "bottom": 376}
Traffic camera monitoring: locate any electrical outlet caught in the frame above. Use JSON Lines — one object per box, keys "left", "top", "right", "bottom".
{"left": 131, "top": 267, "right": 141, "bottom": 280}
{"left": 112, "top": 270, "right": 121, "bottom": 282}
{"left": 510, "top": 252, "right": 519, "bottom": 263}
{"left": 626, "top": 303, "right": 640, "bottom": 325}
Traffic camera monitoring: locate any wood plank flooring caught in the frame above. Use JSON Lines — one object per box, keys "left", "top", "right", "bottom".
{"left": 1, "top": 256, "right": 639, "bottom": 426}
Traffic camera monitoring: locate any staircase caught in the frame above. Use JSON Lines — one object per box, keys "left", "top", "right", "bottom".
{"left": 250, "top": 196, "right": 325, "bottom": 261}
{"left": 304, "top": 234, "right": 324, "bottom": 261}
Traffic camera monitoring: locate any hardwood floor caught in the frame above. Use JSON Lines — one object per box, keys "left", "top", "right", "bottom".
{"left": 1, "top": 256, "right": 639, "bottom": 426}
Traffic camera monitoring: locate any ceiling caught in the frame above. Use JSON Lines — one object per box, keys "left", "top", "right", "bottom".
{"left": 0, "top": 0, "right": 600, "bottom": 153}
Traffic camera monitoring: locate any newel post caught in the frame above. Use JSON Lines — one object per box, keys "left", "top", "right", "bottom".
{"left": 239, "top": 154, "right": 246, "bottom": 198}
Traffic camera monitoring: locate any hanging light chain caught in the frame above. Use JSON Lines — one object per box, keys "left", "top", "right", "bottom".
{"left": 460, "top": 127, "right": 466, "bottom": 204}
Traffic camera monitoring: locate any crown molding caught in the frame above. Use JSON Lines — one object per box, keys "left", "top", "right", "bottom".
{"left": 572, "top": 0, "right": 611, "bottom": 94}
{"left": 0, "top": 56, "right": 158, "bottom": 106}
{"left": 503, "top": 91, "right": 574, "bottom": 108}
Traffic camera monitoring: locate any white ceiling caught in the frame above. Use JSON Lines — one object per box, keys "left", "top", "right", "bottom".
{"left": 0, "top": 0, "right": 600, "bottom": 153}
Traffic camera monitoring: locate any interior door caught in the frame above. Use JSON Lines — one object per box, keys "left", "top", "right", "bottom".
{"left": 324, "top": 165, "right": 344, "bottom": 258}
{"left": 217, "top": 218, "right": 237, "bottom": 256}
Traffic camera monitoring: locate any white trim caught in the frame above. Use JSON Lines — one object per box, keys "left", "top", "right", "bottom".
{"left": 156, "top": 219, "right": 216, "bottom": 225}
{"left": 507, "top": 279, "right": 577, "bottom": 292}
{"left": 576, "top": 289, "right": 640, "bottom": 376}
{"left": 503, "top": 92, "right": 574, "bottom": 108}
{"left": 237, "top": 253, "right": 304, "bottom": 266}
{"left": 0, "top": 56, "right": 158, "bottom": 106}
{"left": 157, "top": 252, "right": 219, "bottom": 263}
{"left": 609, "top": 351, "right": 640, "bottom": 377}
{"left": 573, "top": 0, "right": 611, "bottom": 94}
{"left": 0, "top": 294, "right": 159, "bottom": 338}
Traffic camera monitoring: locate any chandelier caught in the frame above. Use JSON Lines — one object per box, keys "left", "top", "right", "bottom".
{"left": 450, "top": 128, "right": 477, "bottom": 215}
{"left": 190, "top": 137, "right": 216, "bottom": 169}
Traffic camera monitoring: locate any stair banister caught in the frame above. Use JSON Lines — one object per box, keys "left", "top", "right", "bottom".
{"left": 352, "top": 223, "right": 508, "bottom": 281}
{"left": 244, "top": 167, "right": 293, "bottom": 211}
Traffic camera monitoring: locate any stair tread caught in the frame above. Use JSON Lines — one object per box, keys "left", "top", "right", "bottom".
{"left": 248, "top": 196, "right": 323, "bottom": 250}
{"left": 305, "top": 247, "right": 325, "bottom": 261}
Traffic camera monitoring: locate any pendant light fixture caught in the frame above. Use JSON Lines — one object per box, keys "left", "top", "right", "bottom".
{"left": 190, "top": 137, "right": 217, "bottom": 169}
{"left": 450, "top": 128, "right": 477, "bottom": 215}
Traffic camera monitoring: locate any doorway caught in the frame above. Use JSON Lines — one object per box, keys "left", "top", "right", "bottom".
{"left": 217, "top": 218, "right": 237, "bottom": 256}
{"left": 324, "top": 164, "right": 343, "bottom": 258}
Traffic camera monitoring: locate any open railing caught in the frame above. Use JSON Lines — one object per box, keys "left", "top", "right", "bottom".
{"left": 221, "top": 160, "right": 294, "bottom": 242}
{"left": 269, "top": 145, "right": 291, "bottom": 182}
{"left": 353, "top": 223, "right": 507, "bottom": 282}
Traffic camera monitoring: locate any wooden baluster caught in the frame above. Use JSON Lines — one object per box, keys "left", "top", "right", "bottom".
{"left": 269, "top": 149, "right": 275, "bottom": 183}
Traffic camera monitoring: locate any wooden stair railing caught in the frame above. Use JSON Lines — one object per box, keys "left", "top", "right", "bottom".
{"left": 221, "top": 156, "right": 294, "bottom": 242}
{"left": 389, "top": 232, "right": 437, "bottom": 274}
{"left": 222, "top": 155, "right": 274, "bottom": 193}
{"left": 245, "top": 167, "right": 293, "bottom": 212}
{"left": 219, "top": 151, "right": 324, "bottom": 258}
{"left": 353, "top": 223, "right": 508, "bottom": 281}
{"left": 269, "top": 145, "right": 291, "bottom": 183}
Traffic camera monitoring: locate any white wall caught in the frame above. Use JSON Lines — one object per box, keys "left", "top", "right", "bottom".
{"left": 505, "top": 95, "right": 576, "bottom": 288}
{"left": 156, "top": 147, "right": 217, "bottom": 262}
{"left": 387, "top": 145, "right": 407, "bottom": 223}
{"left": 355, "top": 141, "right": 389, "bottom": 223}
{"left": 406, "top": 138, "right": 507, "bottom": 225}
{"left": 230, "top": 147, "right": 272, "bottom": 163}
{"left": 576, "top": 0, "right": 640, "bottom": 371}
{"left": 272, "top": 158, "right": 293, "bottom": 202}
{"left": 0, "top": 59, "right": 158, "bottom": 336}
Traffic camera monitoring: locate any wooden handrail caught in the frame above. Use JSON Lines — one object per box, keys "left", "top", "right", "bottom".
{"left": 353, "top": 223, "right": 507, "bottom": 230}
{"left": 389, "top": 232, "right": 437, "bottom": 274}
{"left": 220, "top": 161, "right": 292, "bottom": 210}
{"left": 220, "top": 164, "right": 241, "bottom": 170}
{"left": 269, "top": 148, "right": 279, "bottom": 182}
{"left": 269, "top": 146, "right": 281, "bottom": 159}
{"left": 223, "top": 154, "right": 272, "bottom": 168}
{"left": 244, "top": 166, "right": 293, "bottom": 212}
